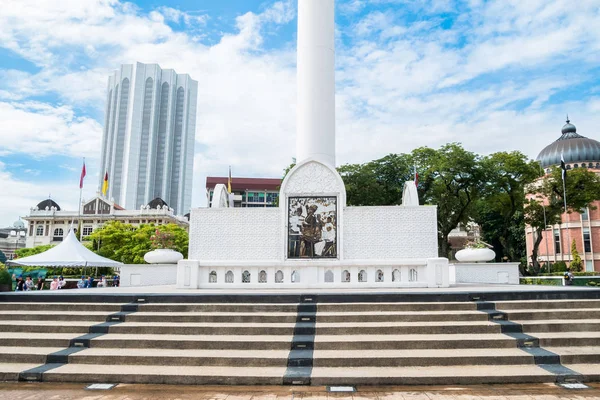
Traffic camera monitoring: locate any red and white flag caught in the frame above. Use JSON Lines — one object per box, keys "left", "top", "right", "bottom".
{"left": 79, "top": 161, "right": 86, "bottom": 189}
{"left": 414, "top": 165, "right": 419, "bottom": 187}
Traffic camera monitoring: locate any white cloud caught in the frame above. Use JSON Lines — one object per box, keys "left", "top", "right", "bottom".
{"left": 0, "top": 0, "right": 599, "bottom": 228}
{"left": 0, "top": 102, "right": 102, "bottom": 158}
{"left": 0, "top": 161, "right": 89, "bottom": 228}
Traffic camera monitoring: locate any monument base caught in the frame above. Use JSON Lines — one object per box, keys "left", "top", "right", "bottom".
{"left": 120, "top": 263, "right": 177, "bottom": 287}
{"left": 176, "top": 258, "right": 449, "bottom": 289}
{"left": 450, "top": 262, "right": 520, "bottom": 285}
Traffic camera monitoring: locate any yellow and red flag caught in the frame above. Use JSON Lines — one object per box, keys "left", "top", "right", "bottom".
{"left": 102, "top": 171, "right": 109, "bottom": 196}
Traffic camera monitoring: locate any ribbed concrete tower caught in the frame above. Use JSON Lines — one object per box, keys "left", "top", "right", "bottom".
{"left": 98, "top": 62, "right": 198, "bottom": 215}
{"left": 296, "top": 0, "right": 336, "bottom": 167}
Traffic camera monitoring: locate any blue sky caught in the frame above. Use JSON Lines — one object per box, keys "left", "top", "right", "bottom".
{"left": 0, "top": 0, "right": 599, "bottom": 227}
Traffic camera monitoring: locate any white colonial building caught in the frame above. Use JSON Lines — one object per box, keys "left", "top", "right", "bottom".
{"left": 22, "top": 197, "right": 189, "bottom": 248}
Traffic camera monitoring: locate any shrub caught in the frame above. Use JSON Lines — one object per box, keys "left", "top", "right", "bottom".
{"left": 551, "top": 261, "right": 567, "bottom": 273}
{"left": 0, "top": 267, "right": 11, "bottom": 285}
{"left": 570, "top": 239, "right": 583, "bottom": 272}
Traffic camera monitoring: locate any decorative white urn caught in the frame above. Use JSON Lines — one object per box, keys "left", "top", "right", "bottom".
{"left": 455, "top": 248, "right": 496, "bottom": 263}
{"left": 144, "top": 248, "right": 183, "bottom": 264}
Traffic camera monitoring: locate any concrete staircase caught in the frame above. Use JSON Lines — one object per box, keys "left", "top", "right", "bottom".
{"left": 0, "top": 292, "right": 600, "bottom": 386}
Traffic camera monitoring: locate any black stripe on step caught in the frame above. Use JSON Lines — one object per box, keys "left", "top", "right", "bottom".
{"left": 18, "top": 301, "right": 141, "bottom": 382}
{"left": 283, "top": 295, "right": 317, "bottom": 386}
{"left": 475, "top": 301, "right": 582, "bottom": 381}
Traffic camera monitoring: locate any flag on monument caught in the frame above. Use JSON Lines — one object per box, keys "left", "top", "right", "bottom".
{"left": 79, "top": 161, "right": 86, "bottom": 189}
{"left": 102, "top": 171, "right": 109, "bottom": 196}
{"left": 228, "top": 166, "right": 232, "bottom": 194}
{"left": 414, "top": 165, "right": 419, "bottom": 187}
{"left": 560, "top": 153, "right": 567, "bottom": 182}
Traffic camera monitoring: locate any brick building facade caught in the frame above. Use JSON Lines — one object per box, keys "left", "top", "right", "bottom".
{"left": 525, "top": 119, "right": 600, "bottom": 272}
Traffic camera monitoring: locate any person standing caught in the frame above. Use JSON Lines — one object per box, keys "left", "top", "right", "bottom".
{"left": 564, "top": 268, "right": 575, "bottom": 286}
{"left": 50, "top": 277, "right": 59, "bottom": 290}
{"left": 25, "top": 276, "right": 34, "bottom": 291}
{"left": 15, "top": 276, "right": 25, "bottom": 291}
{"left": 77, "top": 276, "right": 86, "bottom": 289}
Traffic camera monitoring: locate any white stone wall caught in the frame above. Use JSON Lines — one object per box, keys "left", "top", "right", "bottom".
{"left": 343, "top": 206, "right": 438, "bottom": 260}
{"left": 453, "top": 262, "right": 520, "bottom": 285}
{"left": 189, "top": 208, "right": 282, "bottom": 261}
{"left": 120, "top": 264, "right": 177, "bottom": 287}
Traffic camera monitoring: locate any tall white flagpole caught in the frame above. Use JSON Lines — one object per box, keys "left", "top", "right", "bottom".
{"left": 78, "top": 157, "right": 85, "bottom": 242}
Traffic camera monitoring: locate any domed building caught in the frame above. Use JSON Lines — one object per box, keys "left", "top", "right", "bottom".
{"left": 526, "top": 119, "right": 600, "bottom": 272}
{"left": 537, "top": 119, "right": 600, "bottom": 172}
{"left": 0, "top": 218, "right": 27, "bottom": 260}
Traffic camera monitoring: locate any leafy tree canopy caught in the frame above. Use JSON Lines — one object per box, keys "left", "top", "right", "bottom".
{"left": 15, "top": 244, "right": 54, "bottom": 259}
{"left": 89, "top": 221, "right": 189, "bottom": 264}
{"left": 473, "top": 151, "right": 541, "bottom": 263}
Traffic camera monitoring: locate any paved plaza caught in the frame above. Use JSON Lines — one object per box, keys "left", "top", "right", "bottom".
{"left": 1, "top": 382, "right": 600, "bottom": 400}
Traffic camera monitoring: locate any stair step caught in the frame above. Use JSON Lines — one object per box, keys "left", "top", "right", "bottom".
{"left": 0, "top": 333, "right": 81, "bottom": 348}
{"left": 501, "top": 309, "right": 600, "bottom": 320}
{"left": 0, "top": 363, "right": 43, "bottom": 382}
{"left": 42, "top": 364, "right": 287, "bottom": 385}
{"left": 521, "top": 320, "right": 600, "bottom": 332}
{"left": 0, "top": 321, "right": 97, "bottom": 334}
{"left": 0, "top": 346, "right": 65, "bottom": 364}
{"left": 90, "top": 334, "right": 295, "bottom": 350}
{"left": 123, "top": 311, "right": 489, "bottom": 323}
{"left": 495, "top": 299, "right": 600, "bottom": 310}
{"left": 67, "top": 348, "right": 291, "bottom": 367}
{"left": 545, "top": 346, "right": 600, "bottom": 364}
{"left": 317, "top": 302, "right": 479, "bottom": 312}
{"left": 0, "top": 303, "right": 122, "bottom": 312}
{"left": 0, "top": 311, "right": 113, "bottom": 322}
{"left": 310, "top": 364, "right": 564, "bottom": 385}
{"left": 139, "top": 304, "right": 300, "bottom": 313}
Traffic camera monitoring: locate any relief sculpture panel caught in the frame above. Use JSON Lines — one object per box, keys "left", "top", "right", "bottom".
{"left": 288, "top": 196, "right": 337, "bottom": 259}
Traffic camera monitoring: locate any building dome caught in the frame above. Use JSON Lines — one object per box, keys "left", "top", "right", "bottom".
{"left": 147, "top": 197, "right": 169, "bottom": 209}
{"left": 36, "top": 199, "right": 61, "bottom": 211}
{"left": 12, "top": 220, "right": 25, "bottom": 229}
{"left": 537, "top": 119, "right": 600, "bottom": 168}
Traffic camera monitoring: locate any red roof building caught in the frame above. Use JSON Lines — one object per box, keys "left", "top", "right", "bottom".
{"left": 206, "top": 177, "right": 282, "bottom": 208}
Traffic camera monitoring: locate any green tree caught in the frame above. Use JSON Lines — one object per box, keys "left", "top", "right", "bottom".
{"left": 15, "top": 244, "right": 54, "bottom": 258}
{"left": 473, "top": 151, "right": 541, "bottom": 263}
{"left": 89, "top": 221, "right": 188, "bottom": 264}
{"left": 414, "top": 143, "right": 484, "bottom": 258}
{"left": 525, "top": 167, "right": 600, "bottom": 273}
{"left": 570, "top": 239, "right": 583, "bottom": 272}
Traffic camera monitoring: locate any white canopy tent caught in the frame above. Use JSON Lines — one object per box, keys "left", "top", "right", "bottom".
{"left": 7, "top": 229, "right": 122, "bottom": 267}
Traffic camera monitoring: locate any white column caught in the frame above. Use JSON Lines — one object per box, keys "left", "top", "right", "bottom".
{"left": 296, "top": 0, "right": 336, "bottom": 167}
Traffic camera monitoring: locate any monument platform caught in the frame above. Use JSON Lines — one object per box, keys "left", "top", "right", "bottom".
{"left": 0, "top": 285, "right": 599, "bottom": 387}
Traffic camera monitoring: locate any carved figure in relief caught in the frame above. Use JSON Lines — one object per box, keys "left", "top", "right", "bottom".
{"left": 288, "top": 196, "right": 337, "bottom": 259}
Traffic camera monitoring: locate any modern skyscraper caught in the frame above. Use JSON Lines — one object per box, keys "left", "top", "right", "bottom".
{"left": 98, "top": 62, "right": 198, "bottom": 215}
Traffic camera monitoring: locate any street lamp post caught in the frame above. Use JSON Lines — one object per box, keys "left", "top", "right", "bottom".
{"left": 541, "top": 203, "right": 551, "bottom": 274}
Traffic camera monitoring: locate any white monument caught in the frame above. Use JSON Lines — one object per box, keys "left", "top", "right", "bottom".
{"left": 177, "top": 0, "right": 449, "bottom": 289}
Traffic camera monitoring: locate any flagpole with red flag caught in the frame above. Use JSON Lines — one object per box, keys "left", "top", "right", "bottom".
{"left": 78, "top": 158, "right": 86, "bottom": 242}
